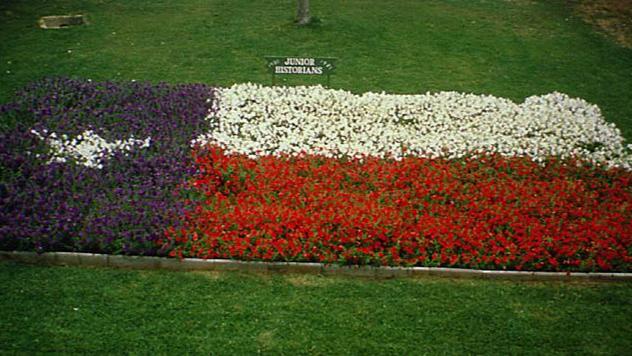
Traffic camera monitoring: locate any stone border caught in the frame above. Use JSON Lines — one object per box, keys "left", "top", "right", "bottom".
{"left": 39, "top": 15, "right": 86, "bottom": 29}
{"left": 1, "top": 251, "right": 631, "bottom": 281}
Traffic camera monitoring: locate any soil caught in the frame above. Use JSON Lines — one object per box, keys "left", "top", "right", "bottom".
{"left": 573, "top": 0, "right": 632, "bottom": 48}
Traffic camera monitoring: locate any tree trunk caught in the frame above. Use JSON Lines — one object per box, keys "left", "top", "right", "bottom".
{"left": 296, "top": 0, "right": 311, "bottom": 26}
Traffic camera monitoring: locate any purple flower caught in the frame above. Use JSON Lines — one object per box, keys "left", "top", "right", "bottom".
{"left": 0, "top": 77, "right": 216, "bottom": 256}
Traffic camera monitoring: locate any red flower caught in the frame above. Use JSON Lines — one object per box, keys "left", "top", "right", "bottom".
{"left": 162, "top": 146, "right": 632, "bottom": 272}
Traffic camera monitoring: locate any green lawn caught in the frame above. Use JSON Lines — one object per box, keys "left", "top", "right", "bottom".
{"left": 1, "top": 0, "right": 631, "bottom": 139}
{"left": 1, "top": 262, "right": 631, "bottom": 354}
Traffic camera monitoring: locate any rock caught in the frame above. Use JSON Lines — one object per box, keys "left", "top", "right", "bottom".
{"left": 39, "top": 15, "right": 85, "bottom": 29}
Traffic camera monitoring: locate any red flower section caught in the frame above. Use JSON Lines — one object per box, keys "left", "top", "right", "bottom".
{"left": 163, "top": 146, "right": 632, "bottom": 272}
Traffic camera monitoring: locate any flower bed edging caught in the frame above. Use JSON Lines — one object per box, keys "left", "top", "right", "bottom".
{"left": 2, "top": 251, "right": 630, "bottom": 282}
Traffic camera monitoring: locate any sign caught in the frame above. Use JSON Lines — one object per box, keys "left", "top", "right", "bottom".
{"left": 265, "top": 56, "right": 337, "bottom": 86}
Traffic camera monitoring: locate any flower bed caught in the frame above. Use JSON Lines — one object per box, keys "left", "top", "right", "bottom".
{"left": 164, "top": 146, "right": 631, "bottom": 272}
{"left": 0, "top": 78, "right": 214, "bottom": 254}
{"left": 196, "top": 84, "right": 632, "bottom": 169}
{"left": 1, "top": 79, "right": 630, "bottom": 272}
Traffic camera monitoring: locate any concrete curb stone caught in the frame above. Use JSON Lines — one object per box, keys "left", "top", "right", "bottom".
{"left": 77, "top": 253, "right": 108, "bottom": 267}
{"left": 107, "top": 255, "right": 161, "bottom": 269}
{"left": 1, "top": 251, "right": 631, "bottom": 282}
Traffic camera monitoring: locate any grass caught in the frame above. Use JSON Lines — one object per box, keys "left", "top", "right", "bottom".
{"left": 1, "top": 0, "right": 631, "bottom": 139}
{"left": 1, "top": 261, "right": 631, "bottom": 354}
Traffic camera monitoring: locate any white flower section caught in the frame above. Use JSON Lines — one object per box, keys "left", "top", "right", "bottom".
{"left": 31, "top": 129, "right": 151, "bottom": 169}
{"left": 194, "top": 83, "right": 632, "bottom": 169}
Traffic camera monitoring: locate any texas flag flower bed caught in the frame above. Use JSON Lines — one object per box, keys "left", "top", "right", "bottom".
{"left": 1, "top": 79, "right": 631, "bottom": 272}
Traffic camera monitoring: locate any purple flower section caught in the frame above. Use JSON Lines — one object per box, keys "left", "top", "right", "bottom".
{"left": 0, "top": 78, "right": 214, "bottom": 255}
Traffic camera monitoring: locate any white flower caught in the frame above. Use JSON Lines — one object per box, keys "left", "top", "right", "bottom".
{"left": 31, "top": 129, "right": 152, "bottom": 169}
{"left": 193, "top": 84, "right": 631, "bottom": 170}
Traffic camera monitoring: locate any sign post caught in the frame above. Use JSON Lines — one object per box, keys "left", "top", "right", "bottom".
{"left": 265, "top": 56, "right": 337, "bottom": 86}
